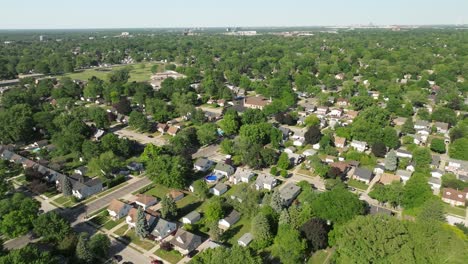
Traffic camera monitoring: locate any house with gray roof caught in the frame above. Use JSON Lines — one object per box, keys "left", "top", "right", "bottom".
{"left": 182, "top": 211, "right": 201, "bottom": 225}
{"left": 211, "top": 182, "right": 228, "bottom": 196}
{"left": 213, "top": 163, "right": 235, "bottom": 178}
{"left": 428, "top": 177, "right": 441, "bottom": 190}
{"left": 151, "top": 218, "right": 177, "bottom": 241}
{"left": 434, "top": 122, "right": 449, "bottom": 134}
{"left": 414, "top": 120, "right": 430, "bottom": 130}
{"left": 352, "top": 168, "right": 373, "bottom": 184}
{"left": 255, "top": 173, "right": 277, "bottom": 191}
{"left": 396, "top": 170, "right": 413, "bottom": 183}
{"left": 219, "top": 210, "right": 241, "bottom": 230}
{"left": 194, "top": 158, "right": 214, "bottom": 172}
{"left": 279, "top": 183, "right": 301, "bottom": 206}
{"left": 229, "top": 168, "right": 255, "bottom": 184}
{"left": 238, "top": 233, "right": 253, "bottom": 247}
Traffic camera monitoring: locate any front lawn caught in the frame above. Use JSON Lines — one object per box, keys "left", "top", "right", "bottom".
{"left": 89, "top": 211, "right": 125, "bottom": 230}
{"left": 443, "top": 203, "right": 466, "bottom": 217}
{"left": 114, "top": 225, "right": 129, "bottom": 236}
{"left": 154, "top": 249, "right": 184, "bottom": 264}
{"left": 120, "top": 229, "right": 156, "bottom": 251}
{"left": 226, "top": 216, "right": 252, "bottom": 246}
{"left": 104, "top": 218, "right": 125, "bottom": 230}
{"left": 347, "top": 179, "right": 369, "bottom": 191}
{"left": 143, "top": 185, "right": 172, "bottom": 199}
{"left": 53, "top": 195, "right": 79, "bottom": 208}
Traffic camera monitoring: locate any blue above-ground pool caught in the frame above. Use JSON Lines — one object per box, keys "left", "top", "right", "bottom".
{"left": 205, "top": 175, "right": 218, "bottom": 183}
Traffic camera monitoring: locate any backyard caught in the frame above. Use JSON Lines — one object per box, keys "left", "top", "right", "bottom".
{"left": 62, "top": 62, "right": 161, "bottom": 82}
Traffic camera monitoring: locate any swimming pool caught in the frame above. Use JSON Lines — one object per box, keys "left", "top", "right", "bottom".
{"left": 205, "top": 175, "right": 218, "bottom": 183}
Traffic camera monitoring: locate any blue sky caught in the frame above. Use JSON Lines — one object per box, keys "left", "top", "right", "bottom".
{"left": 0, "top": 0, "right": 467, "bottom": 29}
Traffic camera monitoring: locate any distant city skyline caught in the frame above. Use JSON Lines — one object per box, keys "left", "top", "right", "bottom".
{"left": 0, "top": 0, "right": 467, "bottom": 29}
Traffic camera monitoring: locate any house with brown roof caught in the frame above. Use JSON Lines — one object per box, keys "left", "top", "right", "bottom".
{"left": 107, "top": 199, "right": 132, "bottom": 220}
{"left": 126, "top": 208, "right": 157, "bottom": 229}
{"left": 378, "top": 173, "right": 401, "bottom": 185}
{"left": 441, "top": 188, "right": 466, "bottom": 207}
{"left": 167, "top": 126, "right": 179, "bottom": 136}
{"left": 336, "top": 98, "right": 349, "bottom": 107}
{"left": 330, "top": 162, "right": 351, "bottom": 176}
{"left": 157, "top": 123, "right": 168, "bottom": 134}
{"left": 334, "top": 136, "right": 347, "bottom": 148}
{"left": 135, "top": 194, "right": 158, "bottom": 210}
{"left": 169, "top": 190, "right": 185, "bottom": 202}
{"left": 244, "top": 96, "right": 271, "bottom": 110}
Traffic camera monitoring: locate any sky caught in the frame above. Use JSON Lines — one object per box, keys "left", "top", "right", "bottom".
{"left": 0, "top": 0, "right": 467, "bottom": 29}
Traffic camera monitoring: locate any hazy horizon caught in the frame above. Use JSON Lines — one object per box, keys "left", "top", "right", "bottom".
{"left": 1, "top": 0, "right": 467, "bottom": 30}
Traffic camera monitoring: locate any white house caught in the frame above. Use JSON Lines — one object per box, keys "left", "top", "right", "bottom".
{"left": 218, "top": 210, "right": 241, "bottom": 230}
{"left": 126, "top": 208, "right": 156, "bottom": 229}
{"left": 428, "top": 177, "right": 441, "bottom": 190}
{"left": 395, "top": 148, "right": 413, "bottom": 159}
{"left": 396, "top": 170, "right": 413, "bottom": 184}
{"left": 230, "top": 168, "right": 255, "bottom": 184}
{"left": 182, "top": 211, "right": 201, "bottom": 225}
{"left": 430, "top": 169, "right": 444, "bottom": 179}
{"left": 238, "top": 233, "right": 253, "bottom": 247}
{"left": 210, "top": 182, "right": 228, "bottom": 196}
{"left": 151, "top": 218, "right": 177, "bottom": 241}
{"left": 193, "top": 158, "right": 214, "bottom": 172}
{"left": 255, "top": 173, "right": 277, "bottom": 191}
{"left": 414, "top": 120, "right": 430, "bottom": 130}
{"left": 351, "top": 140, "right": 367, "bottom": 152}
{"left": 213, "top": 163, "right": 235, "bottom": 179}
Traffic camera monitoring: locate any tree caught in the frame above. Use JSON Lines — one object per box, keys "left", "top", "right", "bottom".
{"left": 270, "top": 189, "right": 283, "bottom": 213}
{"left": 160, "top": 195, "right": 177, "bottom": 219}
{"left": 304, "top": 126, "right": 322, "bottom": 144}
{"left": 272, "top": 225, "right": 307, "bottom": 264}
{"left": 402, "top": 173, "right": 434, "bottom": 209}
{"left": 204, "top": 197, "right": 224, "bottom": 224}
{"left": 129, "top": 110, "right": 150, "bottom": 132}
{"left": 382, "top": 127, "right": 400, "bottom": 149}
{"left": 192, "top": 180, "right": 209, "bottom": 200}
{"left": 278, "top": 209, "right": 290, "bottom": 225}
{"left": 136, "top": 207, "right": 149, "bottom": 238}
{"left": 418, "top": 199, "right": 445, "bottom": 222}
{"left": 197, "top": 123, "right": 218, "bottom": 146}
{"left": 208, "top": 223, "right": 222, "bottom": 242}
{"left": 76, "top": 233, "right": 93, "bottom": 264}
{"left": 61, "top": 176, "right": 72, "bottom": 196}
{"left": 430, "top": 138, "right": 446, "bottom": 153}
{"left": 310, "top": 187, "right": 365, "bottom": 225}
{"left": 412, "top": 147, "right": 432, "bottom": 169}
{"left": 304, "top": 114, "right": 320, "bottom": 127}
{"left": 88, "top": 151, "right": 123, "bottom": 177}
{"left": 89, "top": 233, "right": 111, "bottom": 259}
{"left": 449, "top": 138, "right": 468, "bottom": 160}
{"left": 0, "top": 194, "right": 40, "bottom": 239}
{"left": 277, "top": 152, "right": 291, "bottom": 170}
{"left": 251, "top": 213, "right": 273, "bottom": 249}
{"left": 368, "top": 181, "right": 404, "bottom": 207}
{"left": 147, "top": 155, "right": 191, "bottom": 188}
{"left": 33, "top": 212, "right": 71, "bottom": 242}
{"left": 431, "top": 107, "right": 457, "bottom": 126}
{"left": 242, "top": 109, "right": 266, "bottom": 125}
{"left": 401, "top": 118, "right": 416, "bottom": 134}
{"left": 218, "top": 110, "right": 241, "bottom": 135}
{"left": 300, "top": 218, "right": 329, "bottom": 253}
{"left": 385, "top": 149, "right": 398, "bottom": 171}
{"left": 371, "top": 141, "right": 387, "bottom": 158}
{"left": 0, "top": 245, "right": 58, "bottom": 264}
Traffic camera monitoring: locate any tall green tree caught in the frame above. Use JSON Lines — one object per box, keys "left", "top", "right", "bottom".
{"left": 136, "top": 207, "right": 149, "bottom": 238}
{"left": 384, "top": 149, "right": 398, "bottom": 171}
{"left": 33, "top": 212, "right": 71, "bottom": 242}
{"left": 76, "top": 233, "right": 93, "bottom": 264}
{"left": 251, "top": 213, "right": 273, "bottom": 249}
{"left": 160, "top": 195, "right": 178, "bottom": 219}
{"left": 272, "top": 225, "right": 307, "bottom": 264}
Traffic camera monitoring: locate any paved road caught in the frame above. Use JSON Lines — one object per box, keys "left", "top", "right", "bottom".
{"left": 69, "top": 177, "right": 152, "bottom": 225}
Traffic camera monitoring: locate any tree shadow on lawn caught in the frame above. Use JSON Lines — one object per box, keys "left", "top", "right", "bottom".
{"left": 220, "top": 225, "right": 243, "bottom": 247}
{"left": 178, "top": 201, "right": 202, "bottom": 218}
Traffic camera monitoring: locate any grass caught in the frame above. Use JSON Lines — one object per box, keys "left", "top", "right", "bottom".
{"left": 176, "top": 194, "right": 198, "bottom": 208}
{"left": 62, "top": 62, "right": 160, "bottom": 82}
{"left": 297, "top": 169, "right": 316, "bottom": 177}
{"left": 121, "top": 229, "right": 156, "bottom": 251}
{"left": 143, "top": 185, "right": 172, "bottom": 199}
{"left": 114, "top": 225, "right": 129, "bottom": 236}
{"left": 226, "top": 216, "right": 252, "bottom": 246}
{"left": 43, "top": 189, "right": 59, "bottom": 198}
{"left": 90, "top": 211, "right": 109, "bottom": 226}
{"left": 104, "top": 218, "right": 125, "bottom": 230}
{"left": 308, "top": 249, "right": 333, "bottom": 264}
{"left": 443, "top": 203, "right": 466, "bottom": 217}
{"left": 347, "top": 179, "right": 369, "bottom": 191}
{"left": 154, "top": 249, "right": 184, "bottom": 264}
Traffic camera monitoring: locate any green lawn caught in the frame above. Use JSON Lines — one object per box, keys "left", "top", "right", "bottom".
{"left": 154, "top": 249, "right": 184, "bottom": 264}
{"left": 90, "top": 212, "right": 109, "bottom": 226}
{"left": 226, "top": 216, "right": 252, "bottom": 246}
{"left": 308, "top": 249, "right": 333, "bottom": 264}
{"left": 104, "top": 218, "right": 125, "bottom": 230}
{"left": 443, "top": 203, "right": 466, "bottom": 217}
{"left": 62, "top": 62, "right": 160, "bottom": 82}
{"left": 43, "top": 189, "right": 59, "bottom": 198}
{"left": 347, "top": 179, "right": 369, "bottom": 191}
{"left": 120, "top": 229, "right": 156, "bottom": 251}
{"left": 143, "top": 185, "right": 172, "bottom": 199}
{"left": 114, "top": 225, "right": 129, "bottom": 236}
{"left": 177, "top": 196, "right": 203, "bottom": 219}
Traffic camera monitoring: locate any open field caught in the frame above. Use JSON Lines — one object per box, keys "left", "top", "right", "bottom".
{"left": 61, "top": 62, "right": 160, "bottom": 82}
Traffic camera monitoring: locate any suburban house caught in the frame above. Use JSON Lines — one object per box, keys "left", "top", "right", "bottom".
{"left": 445, "top": 159, "right": 468, "bottom": 177}
{"left": 278, "top": 126, "right": 291, "bottom": 141}
{"left": 279, "top": 183, "right": 301, "bottom": 206}
{"left": 350, "top": 140, "right": 367, "bottom": 152}
{"left": 62, "top": 175, "right": 103, "bottom": 200}
{"left": 151, "top": 218, "right": 177, "bottom": 241}
{"left": 229, "top": 168, "right": 255, "bottom": 184}
{"left": 303, "top": 149, "right": 317, "bottom": 157}
{"left": 157, "top": 123, "right": 168, "bottom": 134}
{"left": 167, "top": 126, "right": 179, "bottom": 136}
{"left": 255, "top": 173, "right": 277, "bottom": 191}
{"left": 378, "top": 173, "right": 401, "bottom": 185}
{"left": 284, "top": 146, "right": 297, "bottom": 154}
{"left": 329, "top": 108, "right": 343, "bottom": 118}
{"left": 396, "top": 170, "right": 412, "bottom": 183}
{"left": 441, "top": 188, "right": 466, "bottom": 207}
{"left": 107, "top": 199, "right": 132, "bottom": 220}
{"left": 238, "top": 233, "right": 254, "bottom": 247}
{"left": 193, "top": 158, "right": 214, "bottom": 172}
{"left": 170, "top": 229, "right": 202, "bottom": 255}
{"left": 395, "top": 148, "right": 413, "bottom": 159}
{"left": 393, "top": 117, "right": 407, "bottom": 126}
{"left": 369, "top": 205, "right": 394, "bottom": 216}
{"left": 431, "top": 169, "right": 444, "bottom": 179}
{"left": 135, "top": 194, "right": 158, "bottom": 210}
{"left": 428, "top": 177, "right": 442, "bottom": 190}
{"left": 182, "top": 211, "right": 201, "bottom": 225}
{"left": 330, "top": 162, "right": 351, "bottom": 176}
{"left": 352, "top": 168, "right": 373, "bottom": 184}
{"left": 219, "top": 210, "right": 241, "bottom": 230}
{"left": 434, "top": 122, "right": 449, "bottom": 134}
{"left": 315, "top": 106, "right": 329, "bottom": 117}
{"left": 288, "top": 153, "right": 305, "bottom": 165}
{"left": 211, "top": 182, "right": 228, "bottom": 196}
{"left": 126, "top": 208, "right": 157, "bottom": 229}
{"left": 127, "top": 162, "right": 144, "bottom": 172}
{"left": 373, "top": 164, "right": 385, "bottom": 175}
{"left": 414, "top": 120, "right": 430, "bottom": 130}
{"left": 336, "top": 98, "right": 349, "bottom": 107}
{"left": 334, "top": 136, "right": 347, "bottom": 148}
{"left": 213, "top": 163, "right": 235, "bottom": 179}
{"left": 169, "top": 190, "right": 185, "bottom": 202}
{"left": 243, "top": 96, "right": 271, "bottom": 110}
